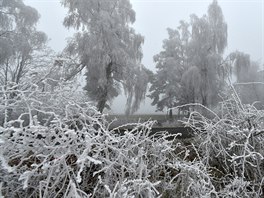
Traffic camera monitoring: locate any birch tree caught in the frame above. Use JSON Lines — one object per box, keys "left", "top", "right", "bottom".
{"left": 188, "top": 0, "right": 227, "bottom": 106}
{"left": 62, "top": 0, "right": 149, "bottom": 114}
{"left": 149, "top": 0, "right": 228, "bottom": 116}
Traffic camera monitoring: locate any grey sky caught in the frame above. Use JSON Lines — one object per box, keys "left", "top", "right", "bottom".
{"left": 25, "top": 0, "right": 264, "bottom": 114}
{"left": 133, "top": 0, "right": 263, "bottom": 69}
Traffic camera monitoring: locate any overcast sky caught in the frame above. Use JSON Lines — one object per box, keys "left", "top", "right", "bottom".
{"left": 25, "top": 0, "right": 264, "bottom": 114}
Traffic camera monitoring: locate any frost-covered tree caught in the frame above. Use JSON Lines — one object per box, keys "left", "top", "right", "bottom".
{"left": 62, "top": 0, "right": 149, "bottom": 114}
{"left": 180, "top": 66, "right": 201, "bottom": 105}
{"left": 0, "top": 0, "right": 48, "bottom": 124}
{"left": 230, "top": 51, "right": 253, "bottom": 83}
{"left": 150, "top": 0, "right": 228, "bottom": 115}
{"left": 149, "top": 25, "right": 190, "bottom": 118}
{"left": 229, "top": 51, "right": 264, "bottom": 107}
{"left": 0, "top": 0, "right": 30, "bottom": 37}
{"left": 0, "top": 0, "right": 47, "bottom": 86}
{"left": 188, "top": 0, "right": 227, "bottom": 107}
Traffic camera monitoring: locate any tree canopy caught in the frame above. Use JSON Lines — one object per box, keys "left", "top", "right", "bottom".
{"left": 148, "top": 26, "right": 189, "bottom": 117}
{"left": 230, "top": 51, "right": 264, "bottom": 108}
{"left": 0, "top": 0, "right": 47, "bottom": 86}
{"left": 62, "top": 0, "right": 150, "bottom": 114}
{"left": 149, "top": 0, "right": 229, "bottom": 115}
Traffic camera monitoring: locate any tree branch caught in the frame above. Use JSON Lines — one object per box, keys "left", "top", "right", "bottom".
{"left": 64, "top": 63, "right": 85, "bottom": 81}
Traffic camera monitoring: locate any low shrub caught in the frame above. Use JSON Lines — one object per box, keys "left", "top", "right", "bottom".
{"left": 1, "top": 83, "right": 263, "bottom": 197}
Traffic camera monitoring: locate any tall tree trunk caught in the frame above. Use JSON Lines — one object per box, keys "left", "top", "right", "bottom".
{"left": 201, "top": 64, "right": 208, "bottom": 107}
{"left": 169, "top": 108, "right": 173, "bottom": 121}
{"left": 3, "top": 60, "right": 12, "bottom": 125}
{"left": 202, "top": 96, "right": 207, "bottom": 106}
{"left": 97, "top": 62, "right": 112, "bottom": 113}
{"left": 97, "top": 92, "right": 107, "bottom": 113}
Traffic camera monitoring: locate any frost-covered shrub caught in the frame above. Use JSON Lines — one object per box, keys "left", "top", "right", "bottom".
{"left": 0, "top": 82, "right": 214, "bottom": 197}
{"left": 0, "top": 77, "right": 87, "bottom": 126}
{"left": 0, "top": 102, "right": 102, "bottom": 197}
{"left": 183, "top": 91, "right": 264, "bottom": 197}
{"left": 0, "top": 105, "right": 202, "bottom": 197}
{"left": 1, "top": 82, "right": 264, "bottom": 197}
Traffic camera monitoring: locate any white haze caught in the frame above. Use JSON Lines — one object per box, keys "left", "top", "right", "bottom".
{"left": 25, "top": 0, "right": 263, "bottom": 114}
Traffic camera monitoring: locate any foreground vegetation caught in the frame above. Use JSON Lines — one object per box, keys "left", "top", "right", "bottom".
{"left": 1, "top": 0, "right": 263, "bottom": 197}
{"left": 0, "top": 81, "right": 263, "bottom": 197}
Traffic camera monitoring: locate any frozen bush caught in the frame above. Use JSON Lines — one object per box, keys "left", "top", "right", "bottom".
{"left": 0, "top": 82, "right": 212, "bottom": 197}
{"left": 1, "top": 82, "right": 264, "bottom": 197}
{"left": 181, "top": 89, "right": 264, "bottom": 197}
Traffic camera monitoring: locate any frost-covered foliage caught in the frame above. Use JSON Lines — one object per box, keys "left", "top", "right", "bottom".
{"left": 149, "top": 26, "right": 189, "bottom": 117}
{"left": 0, "top": 75, "right": 85, "bottom": 127}
{"left": 62, "top": 0, "right": 151, "bottom": 114}
{"left": 0, "top": 0, "right": 48, "bottom": 86}
{"left": 149, "top": 0, "right": 228, "bottom": 113}
{"left": 182, "top": 89, "right": 264, "bottom": 197}
{"left": 1, "top": 80, "right": 264, "bottom": 197}
{"left": 228, "top": 51, "right": 264, "bottom": 107}
{"left": 0, "top": 81, "right": 208, "bottom": 198}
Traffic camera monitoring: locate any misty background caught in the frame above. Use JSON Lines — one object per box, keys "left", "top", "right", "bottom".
{"left": 25, "top": 0, "right": 264, "bottom": 114}
{"left": 2, "top": 1, "right": 264, "bottom": 196}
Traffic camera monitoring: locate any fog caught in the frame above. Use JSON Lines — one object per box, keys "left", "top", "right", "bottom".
{"left": 25, "top": 0, "right": 264, "bottom": 114}
{"left": 2, "top": 1, "right": 264, "bottom": 196}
